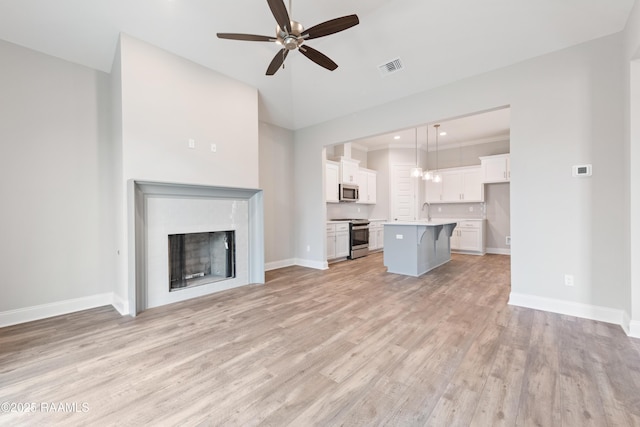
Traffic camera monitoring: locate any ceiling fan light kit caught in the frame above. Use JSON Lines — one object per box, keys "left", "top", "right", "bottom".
{"left": 217, "top": 0, "right": 359, "bottom": 75}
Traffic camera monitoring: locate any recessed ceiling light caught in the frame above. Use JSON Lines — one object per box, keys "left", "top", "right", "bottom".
{"left": 394, "top": 135, "right": 401, "bottom": 140}
{"left": 440, "top": 131, "right": 447, "bottom": 136}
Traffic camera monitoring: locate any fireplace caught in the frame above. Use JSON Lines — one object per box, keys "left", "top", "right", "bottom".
{"left": 130, "top": 181, "right": 265, "bottom": 314}
{"left": 168, "top": 231, "right": 236, "bottom": 291}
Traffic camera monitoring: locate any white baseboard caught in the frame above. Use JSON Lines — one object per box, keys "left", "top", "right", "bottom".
{"left": 111, "top": 293, "right": 130, "bottom": 316}
{"left": 0, "top": 293, "right": 115, "bottom": 328}
{"left": 294, "top": 258, "right": 328, "bottom": 270}
{"left": 509, "top": 292, "right": 628, "bottom": 331}
{"left": 265, "top": 258, "right": 296, "bottom": 271}
{"left": 485, "top": 247, "right": 511, "bottom": 255}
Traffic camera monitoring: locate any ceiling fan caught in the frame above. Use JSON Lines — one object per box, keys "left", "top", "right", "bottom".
{"left": 217, "top": 0, "right": 359, "bottom": 75}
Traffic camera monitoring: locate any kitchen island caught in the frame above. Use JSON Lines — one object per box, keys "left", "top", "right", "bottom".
{"left": 383, "top": 220, "right": 458, "bottom": 276}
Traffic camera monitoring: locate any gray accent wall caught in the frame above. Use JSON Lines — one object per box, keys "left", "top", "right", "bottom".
{"left": 484, "top": 183, "right": 511, "bottom": 253}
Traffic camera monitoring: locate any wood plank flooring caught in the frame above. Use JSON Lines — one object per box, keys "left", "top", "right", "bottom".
{"left": 1, "top": 253, "right": 640, "bottom": 426}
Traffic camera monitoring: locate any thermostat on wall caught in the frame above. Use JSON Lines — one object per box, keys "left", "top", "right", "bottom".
{"left": 572, "top": 164, "right": 592, "bottom": 177}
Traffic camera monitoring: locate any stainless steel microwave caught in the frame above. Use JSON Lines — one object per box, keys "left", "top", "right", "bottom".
{"left": 339, "top": 183, "right": 359, "bottom": 202}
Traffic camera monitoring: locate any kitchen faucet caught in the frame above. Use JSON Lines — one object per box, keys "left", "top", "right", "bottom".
{"left": 422, "top": 202, "right": 431, "bottom": 221}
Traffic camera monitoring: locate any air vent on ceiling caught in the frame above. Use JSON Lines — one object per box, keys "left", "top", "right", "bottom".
{"left": 378, "top": 58, "right": 404, "bottom": 77}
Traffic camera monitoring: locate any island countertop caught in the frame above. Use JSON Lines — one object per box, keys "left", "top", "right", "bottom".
{"left": 383, "top": 219, "right": 457, "bottom": 226}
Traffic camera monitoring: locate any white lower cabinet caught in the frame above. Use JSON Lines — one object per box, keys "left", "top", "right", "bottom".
{"left": 327, "top": 222, "right": 350, "bottom": 260}
{"left": 368, "top": 220, "right": 385, "bottom": 251}
{"left": 450, "top": 220, "right": 485, "bottom": 255}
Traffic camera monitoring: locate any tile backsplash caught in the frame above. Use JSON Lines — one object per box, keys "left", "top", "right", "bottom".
{"left": 423, "top": 202, "right": 485, "bottom": 220}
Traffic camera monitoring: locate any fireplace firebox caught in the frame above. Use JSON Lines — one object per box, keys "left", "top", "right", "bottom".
{"left": 168, "top": 231, "right": 236, "bottom": 291}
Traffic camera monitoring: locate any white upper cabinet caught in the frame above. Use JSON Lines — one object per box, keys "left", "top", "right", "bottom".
{"left": 425, "top": 178, "right": 443, "bottom": 203}
{"left": 461, "top": 168, "right": 483, "bottom": 201}
{"left": 325, "top": 161, "right": 340, "bottom": 203}
{"left": 357, "top": 168, "right": 377, "bottom": 204}
{"left": 425, "top": 166, "right": 484, "bottom": 203}
{"left": 340, "top": 159, "right": 360, "bottom": 184}
{"left": 480, "top": 154, "right": 510, "bottom": 183}
{"left": 441, "top": 170, "right": 463, "bottom": 202}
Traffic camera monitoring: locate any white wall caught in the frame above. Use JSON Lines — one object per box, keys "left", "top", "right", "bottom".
{"left": 294, "top": 33, "right": 629, "bottom": 327}
{"left": 259, "top": 121, "right": 295, "bottom": 269}
{"left": 624, "top": 0, "right": 640, "bottom": 335}
{"left": 114, "top": 35, "right": 260, "bottom": 312}
{"left": 0, "top": 40, "right": 113, "bottom": 318}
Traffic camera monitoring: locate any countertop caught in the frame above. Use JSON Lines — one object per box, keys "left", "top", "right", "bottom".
{"left": 383, "top": 220, "right": 458, "bottom": 226}
{"left": 326, "top": 218, "right": 388, "bottom": 223}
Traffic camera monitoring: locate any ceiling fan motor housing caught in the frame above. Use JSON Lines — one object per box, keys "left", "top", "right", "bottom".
{"left": 277, "top": 20, "right": 304, "bottom": 50}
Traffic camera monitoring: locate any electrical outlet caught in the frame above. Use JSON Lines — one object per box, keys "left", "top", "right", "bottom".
{"left": 564, "top": 274, "right": 574, "bottom": 287}
{"left": 210, "top": 143, "right": 217, "bottom": 152}
{"left": 506, "top": 236, "right": 511, "bottom": 245}
{"left": 469, "top": 206, "right": 474, "bottom": 212}
{"left": 438, "top": 207, "right": 442, "bottom": 212}
{"left": 188, "top": 138, "right": 195, "bottom": 149}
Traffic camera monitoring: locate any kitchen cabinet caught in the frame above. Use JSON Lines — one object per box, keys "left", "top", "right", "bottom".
{"left": 357, "top": 168, "right": 377, "bottom": 204}
{"left": 480, "top": 154, "right": 510, "bottom": 183}
{"left": 425, "top": 178, "right": 443, "bottom": 203}
{"left": 425, "top": 166, "right": 483, "bottom": 203}
{"left": 450, "top": 220, "right": 485, "bottom": 254}
{"left": 340, "top": 159, "right": 360, "bottom": 184}
{"left": 325, "top": 161, "right": 340, "bottom": 203}
{"left": 326, "top": 222, "right": 350, "bottom": 260}
{"left": 368, "top": 220, "right": 385, "bottom": 251}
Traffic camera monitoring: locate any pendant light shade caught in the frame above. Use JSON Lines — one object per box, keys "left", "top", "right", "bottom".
{"left": 423, "top": 125, "right": 432, "bottom": 181}
{"left": 410, "top": 167, "right": 423, "bottom": 178}
{"left": 432, "top": 124, "right": 442, "bottom": 183}
{"left": 410, "top": 127, "right": 423, "bottom": 178}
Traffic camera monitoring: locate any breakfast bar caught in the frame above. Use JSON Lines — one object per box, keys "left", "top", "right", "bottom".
{"left": 383, "top": 220, "right": 458, "bottom": 276}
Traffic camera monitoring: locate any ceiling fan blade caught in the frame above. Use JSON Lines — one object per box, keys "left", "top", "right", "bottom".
{"left": 217, "top": 33, "right": 276, "bottom": 42}
{"left": 299, "top": 45, "right": 338, "bottom": 71}
{"left": 267, "top": 0, "right": 291, "bottom": 33}
{"left": 301, "top": 15, "right": 359, "bottom": 40}
{"left": 266, "top": 49, "right": 289, "bottom": 75}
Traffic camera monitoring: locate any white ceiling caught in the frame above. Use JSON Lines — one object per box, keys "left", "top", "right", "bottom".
{"left": 0, "top": 0, "right": 635, "bottom": 130}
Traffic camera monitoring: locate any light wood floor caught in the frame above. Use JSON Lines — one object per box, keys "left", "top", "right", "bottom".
{"left": 2, "top": 253, "right": 640, "bottom": 426}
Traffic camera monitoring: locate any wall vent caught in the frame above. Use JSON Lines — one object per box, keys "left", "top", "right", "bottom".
{"left": 378, "top": 58, "right": 404, "bottom": 76}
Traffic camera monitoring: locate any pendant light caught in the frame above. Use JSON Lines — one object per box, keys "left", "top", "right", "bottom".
{"left": 433, "top": 124, "right": 442, "bottom": 183}
{"left": 423, "top": 125, "right": 433, "bottom": 181}
{"left": 409, "top": 127, "right": 423, "bottom": 178}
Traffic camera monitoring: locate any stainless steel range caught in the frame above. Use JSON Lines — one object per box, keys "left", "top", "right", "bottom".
{"left": 332, "top": 219, "right": 370, "bottom": 259}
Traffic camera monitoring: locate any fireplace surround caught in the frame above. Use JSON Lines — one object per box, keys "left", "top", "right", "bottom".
{"left": 129, "top": 181, "right": 264, "bottom": 315}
